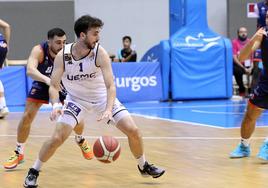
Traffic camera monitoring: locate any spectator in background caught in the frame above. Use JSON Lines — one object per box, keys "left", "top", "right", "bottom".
{"left": 255, "top": 0, "right": 268, "bottom": 28}
{"left": 232, "top": 27, "right": 253, "bottom": 97}
{"left": 0, "top": 19, "right": 10, "bottom": 118}
{"left": 116, "top": 36, "right": 137, "bottom": 62}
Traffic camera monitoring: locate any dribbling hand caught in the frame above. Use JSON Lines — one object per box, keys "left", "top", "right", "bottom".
{"left": 97, "top": 110, "right": 113, "bottom": 122}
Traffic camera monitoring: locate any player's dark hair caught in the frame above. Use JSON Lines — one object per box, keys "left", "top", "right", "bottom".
{"left": 74, "top": 15, "right": 104, "bottom": 38}
{"left": 47, "top": 28, "right": 66, "bottom": 39}
{"left": 122, "top": 36, "right": 132, "bottom": 43}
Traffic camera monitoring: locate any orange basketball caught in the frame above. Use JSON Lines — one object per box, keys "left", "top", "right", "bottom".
{"left": 93, "top": 136, "right": 121, "bottom": 163}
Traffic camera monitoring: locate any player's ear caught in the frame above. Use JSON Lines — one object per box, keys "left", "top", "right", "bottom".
{"left": 80, "top": 32, "right": 86, "bottom": 39}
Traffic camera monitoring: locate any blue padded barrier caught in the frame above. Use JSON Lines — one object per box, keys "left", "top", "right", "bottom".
{"left": 0, "top": 66, "right": 27, "bottom": 106}
{"left": 159, "top": 40, "right": 171, "bottom": 100}
{"left": 27, "top": 76, "right": 33, "bottom": 94}
{"left": 170, "top": 0, "right": 232, "bottom": 100}
{"left": 223, "top": 38, "right": 233, "bottom": 98}
{"left": 169, "top": 0, "right": 185, "bottom": 36}
{"left": 141, "top": 42, "right": 170, "bottom": 101}
{"left": 141, "top": 0, "right": 233, "bottom": 100}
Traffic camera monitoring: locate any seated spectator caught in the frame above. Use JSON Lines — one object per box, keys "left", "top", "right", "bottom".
{"left": 232, "top": 27, "right": 253, "bottom": 97}
{"left": 115, "top": 36, "right": 137, "bottom": 62}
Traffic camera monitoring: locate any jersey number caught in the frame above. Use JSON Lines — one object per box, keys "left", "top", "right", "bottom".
{"left": 79, "top": 63, "right": 83, "bottom": 72}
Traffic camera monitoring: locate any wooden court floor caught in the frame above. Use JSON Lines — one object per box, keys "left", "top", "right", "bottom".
{"left": 1, "top": 112, "right": 268, "bottom": 188}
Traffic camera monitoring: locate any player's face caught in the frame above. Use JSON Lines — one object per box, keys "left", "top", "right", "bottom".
{"left": 49, "top": 35, "right": 67, "bottom": 55}
{"left": 123, "top": 39, "right": 131, "bottom": 49}
{"left": 83, "top": 27, "right": 100, "bottom": 49}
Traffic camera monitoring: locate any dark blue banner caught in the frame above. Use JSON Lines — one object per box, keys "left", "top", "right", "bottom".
{"left": 112, "top": 62, "right": 163, "bottom": 102}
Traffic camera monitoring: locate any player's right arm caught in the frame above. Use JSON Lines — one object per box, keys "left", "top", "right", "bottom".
{"left": 49, "top": 49, "right": 64, "bottom": 121}
{"left": 26, "top": 45, "right": 50, "bottom": 85}
{"left": 239, "top": 28, "right": 267, "bottom": 62}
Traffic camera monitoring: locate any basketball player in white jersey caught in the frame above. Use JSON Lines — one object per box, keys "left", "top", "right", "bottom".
{"left": 23, "top": 15, "right": 165, "bottom": 187}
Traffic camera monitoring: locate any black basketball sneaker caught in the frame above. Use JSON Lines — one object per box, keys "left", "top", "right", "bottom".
{"left": 138, "top": 161, "right": 165, "bottom": 178}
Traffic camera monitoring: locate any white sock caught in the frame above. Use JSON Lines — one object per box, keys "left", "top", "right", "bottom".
{"left": 32, "top": 159, "right": 43, "bottom": 171}
{"left": 265, "top": 137, "right": 268, "bottom": 143}
{"left": 0, "top": 80, "right": 3, "bottom": 93}
{"left": 0, "top": 81, "right": 5, "bottom": 109}
{"left": 137, "top": 154, "right": 146, "bottom": 170}
{"left": 16, "top": 142, "right": 25, "bottom": 154}
{"left": 241, "top": 138, "right": 250, "bottom": 147}
{"left": 75, "top": 134, "right": 84, "bottom": 144}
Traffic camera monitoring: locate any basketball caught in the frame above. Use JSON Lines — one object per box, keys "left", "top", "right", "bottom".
{"left": 93, "top": 136, "right": 121, "bottom": 163}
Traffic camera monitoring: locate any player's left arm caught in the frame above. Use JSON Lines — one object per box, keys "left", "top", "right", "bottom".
{"left": 0, "top": 19, "right": 10, "bottom": 45}
{"left": 49, "top": 49, "right": 64, "bottom": 121}
{"left": 96, "top": 45, "right": 116, "bottom": 121}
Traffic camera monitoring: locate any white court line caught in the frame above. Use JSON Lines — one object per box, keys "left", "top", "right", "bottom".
{"left": 192, "top": 110, "right": 245, "bottom": 115}
{"left": 131, "top": 113, "right": 225, "bottom": 129}
{"left": 223, "top": 125, "right": 268, "bottom": 129}
{"left": 192, "top": 109, "right": 268, "bottom": 115}
{"left": 131, "top": 113, "right": 268, "bottom": 129}
{"left": 127, "top": 103, "right": 247, "bottom": 110}
{"left": 0, "top": 134, "right": 266, "bottom": 140}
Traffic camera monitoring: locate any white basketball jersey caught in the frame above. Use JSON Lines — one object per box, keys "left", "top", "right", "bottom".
{"left": 62, "top": 43, "right": 107, "bottom": 103}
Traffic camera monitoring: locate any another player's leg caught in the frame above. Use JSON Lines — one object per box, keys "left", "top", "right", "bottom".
{"left": 0, "top": 80, "right": 9, "bottom": 118}
{"left": 0, "top": 44, "right": 8, "bottom": 118}
{"left": 116, "top": 115, "right": 165, "bottom": 178}
{"left": 257, "top": 140, "right": 268, "bottom": 160}
{"left": 257, "top": 109, "right": 268, "bottom": 160}
{"left": 230, "top": 102, "right": 263, "bottom": 158}
{"left": 73, "top": 121, "right": 94, "bottom": 160}
{"left": 3, "top": 101, "right": 42, "bottom": 169}
{"left": 24, "top": 122, "right": 73, "bottom": 188}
